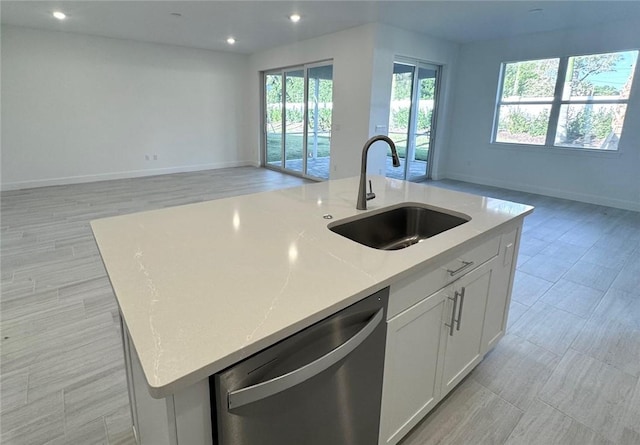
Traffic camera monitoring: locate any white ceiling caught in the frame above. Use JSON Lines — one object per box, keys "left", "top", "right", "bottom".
{"left": 2, "top": 1, "right": 640, "bottom": 54}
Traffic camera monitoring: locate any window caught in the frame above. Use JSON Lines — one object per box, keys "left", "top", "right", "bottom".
{"left": 493, "top": 50, "right": 638, "bottom": 151}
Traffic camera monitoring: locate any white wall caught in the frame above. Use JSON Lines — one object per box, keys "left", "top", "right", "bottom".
{"left": 444, "top": 19, "right": 640, "bottom": 210}
{"left": 247, "top": 24, "right": 378, "bottom": 180}
{"left": 1, "top": 26, "right": 251, "bottom": 190}
{"left": 370, "top": 24, "right": 459, "bottom": 179}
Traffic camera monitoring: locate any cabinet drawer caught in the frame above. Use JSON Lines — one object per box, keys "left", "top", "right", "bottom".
{"left": 388, "top": 235, "right": 500, "bottom": 319}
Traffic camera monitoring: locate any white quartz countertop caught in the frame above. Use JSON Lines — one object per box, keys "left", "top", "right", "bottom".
{"left": 91, "top": 176, "right": 533, "bottom": 398}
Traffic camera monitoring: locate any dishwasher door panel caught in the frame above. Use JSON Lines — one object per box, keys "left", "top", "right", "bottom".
{"left": 212, "top": 288, "right": 388, "bottom": 445}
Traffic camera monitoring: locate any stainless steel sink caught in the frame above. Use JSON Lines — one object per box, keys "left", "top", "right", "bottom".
{"left": 328, "top": 204, "right": 471, "bottom": 250}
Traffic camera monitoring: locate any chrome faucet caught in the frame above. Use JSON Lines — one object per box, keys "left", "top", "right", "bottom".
{"left": 356, "top": 135, "right": 401, "bottom": 210}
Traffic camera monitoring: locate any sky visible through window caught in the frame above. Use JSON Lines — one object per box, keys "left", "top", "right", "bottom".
{"left": 588, "top": 51, "right": 637, "bottom": 93}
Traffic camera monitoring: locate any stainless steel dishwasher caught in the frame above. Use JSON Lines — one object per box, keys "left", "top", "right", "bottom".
{"left": 211, "top": 288, "right": 388, "bottom": 445}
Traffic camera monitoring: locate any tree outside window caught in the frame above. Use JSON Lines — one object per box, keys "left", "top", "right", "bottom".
{"left": 494, "top": 50, "right": 638, "bottom": 151}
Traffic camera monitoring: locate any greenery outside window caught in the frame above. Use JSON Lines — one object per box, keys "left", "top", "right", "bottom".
{"left": 493, "top": 50, "right": 638, "bottom": 151}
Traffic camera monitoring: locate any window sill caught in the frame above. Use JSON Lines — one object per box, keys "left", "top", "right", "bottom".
{"left": 490, "top": 141, "right": 623, "bottom": 158}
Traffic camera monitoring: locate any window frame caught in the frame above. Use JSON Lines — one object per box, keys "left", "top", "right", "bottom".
{"left": 492, "top": 49, "right": 638, "bottom": 152}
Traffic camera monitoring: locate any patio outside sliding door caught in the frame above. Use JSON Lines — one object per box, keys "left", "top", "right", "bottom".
{"left": 387, "top": 60, "right": 440, "bottom": 181}
{"left": 263, "top": 62, "right": 333, "bottom": 180}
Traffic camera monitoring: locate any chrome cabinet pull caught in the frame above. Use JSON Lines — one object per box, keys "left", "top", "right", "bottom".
{"left": 456, "top": 287, "right": 466, "bottom": 331}
{"left": 445, "top": 292, "right": 459, "bottom": 337}
{"left": 447, "top": 260, "right": 474, "bottom": 277}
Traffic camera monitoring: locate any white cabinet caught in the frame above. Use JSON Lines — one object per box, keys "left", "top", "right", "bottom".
{"left": 481, "top": 226, "right": 519, "bottom": 352}
{"left": 379, "top": 222, "right": 522, "bottom": 445}
{"left": 379, "top": 287, "right": 447, "bottom": 445}
{"left": 440, "top": 260, "right": 493, "bottom": 395}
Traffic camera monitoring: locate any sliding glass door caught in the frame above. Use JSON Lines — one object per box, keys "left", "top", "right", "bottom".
{"left": 265, "top": 74, "right": 283, "bottom": 167}
{"left": 263, "top": 62, "right": 333, "bottom": 180}
{"left": 284, "top": 69, "right": 305, "bottom": 174}
{"left": 387, "top": 61, "right": 440, "bottom": 181}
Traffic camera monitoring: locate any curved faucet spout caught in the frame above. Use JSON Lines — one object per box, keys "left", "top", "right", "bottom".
{"left": 357, "top": 135, "right": 401, "bottom": 210}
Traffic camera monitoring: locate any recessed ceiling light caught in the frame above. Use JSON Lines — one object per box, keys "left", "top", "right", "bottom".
{"left": 226, "top": 37, "right": 236, "bottom": 45}
{"left": 52, "top": 11, "right": 66, "bottom": 20}
{"left": 289, "top": 13, "right": 301, "bottom": 23}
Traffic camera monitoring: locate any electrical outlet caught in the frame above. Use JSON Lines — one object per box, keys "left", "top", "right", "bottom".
{"left": 153, "top": 154, "right": 158, "bottom": 161}
{"left": 145, "top": 154, "right": 150, "bottom": 161}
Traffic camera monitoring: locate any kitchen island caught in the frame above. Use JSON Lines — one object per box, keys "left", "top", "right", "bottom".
{"left": 91, "top": 175, "right": 533, "bottom": 445}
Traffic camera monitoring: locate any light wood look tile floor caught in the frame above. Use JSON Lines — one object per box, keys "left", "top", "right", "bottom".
{"left": 1, "top": 167, "right": 638, "bottom": 444}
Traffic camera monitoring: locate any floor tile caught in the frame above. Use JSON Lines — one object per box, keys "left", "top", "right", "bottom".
{"left": 539, "top": 241, "right": 588, "bottom": 264}
{"left": 562, "top": 260, "right": 619, "bottom": 292}
{"left": 556, "top": 221, "right": 604, "bottom": 248}
{"left": 1, "top": 313, "right": 116, "bottom": 374}
{"left": 399, "top": 378, "right": 523, "bottom": 445}
{"left": 611, "top": 258, "right": 640, "bottom": 294}
{"left": 504, "top": 399, "right": 613, "bottom": 445}
{"left": 0, "top": 370, "right": 29, "bottom": 412}
{"left": 27, "top": 331, "right": 123, "bottom": 402}
{"left": 515, "top": 253, "right": 531, "bottom": 268}
{"left": 619, "top": 428, "right": 640, "bottom": 445}
{"left": 63, "top": 366, "right": 129, "bottom": 432}
{"left": 0, "top": 288, "right": 59, "bottom": 322}
{"left": 1, "top": 300, "right": 87, "bottom": 340}
{"left": 1, "top": 247, "right": 75, "bottom": 276}
{"left": 506, "top": 301, "right": 528, "bottom": 330}
{"left": 581, "top": 244, "right": 634, "bottom": 270}
{"left": 471, "top": 334, "right": 559, "bottom": 410}
{"left": 0, "top": 278, "right": 35, "bottom": 300}
{"left": 510, "top": 302, "right": 586, "bottom": 355}
{"left": 572, "top": 316, "right": 640, "bottom": 377}
{"left": 538, "top": 349, "right": 637, "bottom": 443}
{"left": 591, "top": 288, "right": 640, "bottom": 329}
{"left": 594, "top": 234, "right": 640, "bottom": 255}
{"left": 522, "top": 225, "right": 568, "bottom": 244}
{"left": 620, "top": 379, "right": 640, "bottom": 444}
{"left": 0, "top": 391, "right": 65, "bottom": 445}
{"left": 517, "top": 254, "right": 572, "bottom": 283}
{"left": 517, "top": 236, "right": 549, "bottom": 257}
{"left": 539, "top": 278, "right": 604, "bottom": 318}
{"left": 57, "top": 276, "right": 113, "bottom": 303}
{"left": 511, "top": 272, "right": 553, "bottom": 306}
{"left": 105, "top": 404, "right": 136, "bottom": 445}
{"left": 43, "top": 418, "right": 108, "bottom": 445}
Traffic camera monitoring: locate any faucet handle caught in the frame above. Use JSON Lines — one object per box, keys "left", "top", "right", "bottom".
{"left": 366, "top": 180, "right": 376, "bottom": 201}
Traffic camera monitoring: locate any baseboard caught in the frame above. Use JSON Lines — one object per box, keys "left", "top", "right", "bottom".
{"left": 1, "top": 161, "right": 254, "bottom": 191}
{"left": 443, "top": 171, "right": 640, "bottom": 212}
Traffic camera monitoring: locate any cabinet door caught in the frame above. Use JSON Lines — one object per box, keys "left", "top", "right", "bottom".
{"left": 441, "top": 260, "right": 493, "bottom": 395}
{"left": 482, "top": 226, "right": 519, "bottom": 352}
{"left": 379, "top": 288, "right": 447, "bottom": 445}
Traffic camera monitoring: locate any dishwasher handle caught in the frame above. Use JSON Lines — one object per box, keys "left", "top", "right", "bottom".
{"left": 227, "top": 308, "right": 384, "bottom": 410}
